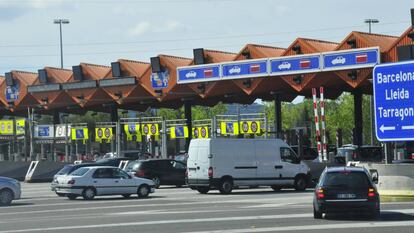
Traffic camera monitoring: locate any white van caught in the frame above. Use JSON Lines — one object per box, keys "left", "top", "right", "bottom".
{"left": 186, "top": 138, "right": 310, "bottom": 194}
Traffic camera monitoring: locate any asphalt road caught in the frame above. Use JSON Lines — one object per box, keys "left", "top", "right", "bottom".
{"left": 1, "top": 183, "right": 414, "bottom": 233}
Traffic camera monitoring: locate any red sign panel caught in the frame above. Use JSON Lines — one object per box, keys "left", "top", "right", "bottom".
{"left": 356, "top": 54, "right": 368, "bottom": 63}
{"left": 300, "top": 60, "right": 311, "bottom": 69}
{"left": 250, "top": 64, "right": 260, "bottom": 73}
{"left": 204, "top": 69, "right": 213, "bottom": 78}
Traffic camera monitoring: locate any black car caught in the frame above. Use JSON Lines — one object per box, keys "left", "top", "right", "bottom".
{"left": 335, "top": 145, "right": 383, "bottom": 165}
{"left": 95, "top": 157, "right": 137, "bottom": 167}
{"left": 125, "top": 159, "right": 186, "bottom": 188}
{"left": 313, "top": 166, "right": 380, "bottom": 219}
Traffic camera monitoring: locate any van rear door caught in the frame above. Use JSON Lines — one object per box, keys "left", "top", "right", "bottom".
{"left": 187, "top": 140, "right": 210, "bottom": 184}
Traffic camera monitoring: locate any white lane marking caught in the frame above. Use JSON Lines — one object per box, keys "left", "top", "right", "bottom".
{"left": 241, "top": 203, "right": 294, "bottom": 208}
{"left": 181, "top": 221, "right": 414, "bottom": 233}
{"left": 6, "top": 195, "right": 312, "bottom": 211}
{"left": 0, "top": 213, "right": 311, "bottom": 233}
{"left": 0, "top": 196, "right": 310, "bottom": 216}
{"left": 0, "top": 206, "right": 305, "bottom": 224}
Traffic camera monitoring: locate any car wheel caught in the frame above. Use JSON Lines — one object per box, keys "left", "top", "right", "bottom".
{"left": 370, "top": 208, "right": 380, "bottom": 219}
{"left": 294, "top": 176, "right": 307, "bottom": 191}
{"left": 137, "top": 184, "right": 150, "bottom": 198}
{"left": 271, "top": 185, "right": 282, "bottom": 191}
{"left": 313, "top": 206, "right": 323, "bottom": 219}
{"left": 82, "top": 187, "right": 96, "bottom": 200}
{"left": 152, "top": 177, "right": 160, "bottom": 188}
{"left": 67, "top": 194, "right": 78, "bottom": 200}
{"left": 219, "top": 178, "right": 233, "bottom": 195}
{"left": 196, "top": 187, "right": 210, "bottom": 194}
{"left": 176, "top": 184, "right": 182, "bottom": 188}
{"left": 0, "top": 189, "right": 13, "bottom": 206}
{"left": 55, "top": 192, "right": 66, "bottom": 197}
{"left": 122, "top": 194, "right": 131, "bottom": 198}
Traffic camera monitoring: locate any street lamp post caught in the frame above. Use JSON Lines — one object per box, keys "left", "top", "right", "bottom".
{"left": 364, "top": 19, "right": 379, "bottom": 34}
{"left": 53, "top": 19, "right": 70, "bottom": 69}
{"left": 364, "top": 19, "right": 379, "bottom": 146}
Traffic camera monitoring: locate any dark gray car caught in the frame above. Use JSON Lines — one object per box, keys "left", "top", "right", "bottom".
{"left": 0, "top": 176, "right": 21, "bottom": 206}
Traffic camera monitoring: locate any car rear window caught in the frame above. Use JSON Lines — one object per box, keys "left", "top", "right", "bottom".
{"left": 322, "top": 171, "right": 370, "bottom": 188}
{"left": 70, "top": 167, "right": 90, "bottom": 176}
{"left": 57, "top": 165, "right": 74, "bottom": 175}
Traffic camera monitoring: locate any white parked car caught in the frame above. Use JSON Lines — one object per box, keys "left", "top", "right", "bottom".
{"left": 185, "top": 71, "right": 197, "bottom": 78}
{"left": 278, "top": 62, "right": 291, "bottom": 70}
{"left": 331, "top": 56, "right": 346, "bottom": 65}
{"left": 0, "top": 176, "right": 21, "bottom": 206}
{"left": 54, "top": 166, "right": 155, "bottom": 200}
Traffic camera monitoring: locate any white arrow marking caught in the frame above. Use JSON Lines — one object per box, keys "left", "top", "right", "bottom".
{"left": 380, "top": 125, "right": 395, "bottom": 133}
{"left": 402, "top": 125, "right": 414, "bottom": 130}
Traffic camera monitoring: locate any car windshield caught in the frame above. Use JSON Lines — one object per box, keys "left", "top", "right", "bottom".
{"left": 125, "top": 162, "right": 141, "bottom": 172}
{"left": 322, "top": 171, "right": 370, "bottom": 189}
{"left": 70, "top": 167, "right": 90, "bottom": 176}
{"left": 57, "top": 165, "right": 74, "bottom": 175}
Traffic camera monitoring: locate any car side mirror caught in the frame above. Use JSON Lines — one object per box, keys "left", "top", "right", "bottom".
{"left": 370, "top": 169, "right": 379, "bottom": 184}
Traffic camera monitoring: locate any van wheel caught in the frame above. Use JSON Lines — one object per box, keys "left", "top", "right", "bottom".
{"left": 271, "top": 185, "right": 281, "bottom": 191}
{"left": 196, "top": 187, "right": 210, "bottom": 194}
{"left": 219, "top": 179, "right": 233, "bottom": 194}
{"left": 294, "top": 176, "right": 307, "bottom": 191}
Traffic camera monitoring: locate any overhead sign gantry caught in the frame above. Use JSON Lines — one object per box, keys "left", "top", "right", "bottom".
{"left": 176, "top": 47, "right": 380, "bottom": 84}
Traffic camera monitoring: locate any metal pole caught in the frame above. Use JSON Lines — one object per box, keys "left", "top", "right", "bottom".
{"left": 264, "top": 114, "right": 268, "bottom": 139}
{"left": 28, "top": 107, "right": 34, "bottom": 160}
{"left": 65, "top": 119, "right": 69, "bottom": 162}
{"left": 161, "top": 119, "right": 167, "bottom": 158}
{"left": 116, "top": 119, "right": 121, "bottom": 158}
{"left": 59, "top": 22, "right": 63, "bottom": 69}
{"left": 212, "top": 115, "right": 217, "bottom": 139}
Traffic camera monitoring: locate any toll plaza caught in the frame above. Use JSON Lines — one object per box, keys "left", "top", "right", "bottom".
{"left": 0, "top": 21, "right": 413, "bottom": 164}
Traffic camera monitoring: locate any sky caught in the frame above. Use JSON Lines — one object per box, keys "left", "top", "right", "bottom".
{"left": 0, "top": 0, "right": 412, "bottom": 77}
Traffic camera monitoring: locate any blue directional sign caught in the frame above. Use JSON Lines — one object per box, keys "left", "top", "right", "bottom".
{"left": 270, "top": 54, "right": 321, "bottom": 76}
{"left": 151, "top": 70, "right": 169, "bottom": 89}
{"left": 323, "top": 47, "right": 380, "bottom": 71}
{"left": 221, "top": 59, "right": 268, "bottom": 80}
{"left": 35, "top": 125, "right": 54, "bottom": 138}
{"left": 373, "top": 60, "right": 414, "bottom": 141}
{"left": 177, "top": 64, "right": 220, "bottom": 84}
{"left": 5, "top": 82, "right": 20, "bottom": 102}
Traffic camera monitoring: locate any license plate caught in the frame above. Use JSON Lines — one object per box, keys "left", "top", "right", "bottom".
{"left": 337, "top": 193, "right": 356, "bottom": 199}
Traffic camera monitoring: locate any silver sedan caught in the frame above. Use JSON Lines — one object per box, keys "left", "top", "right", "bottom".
{"left": 0, "top": 176, "right": 21, "bottom": 206}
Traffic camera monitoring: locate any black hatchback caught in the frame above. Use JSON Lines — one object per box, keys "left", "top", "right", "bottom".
{"left": 125, "top": 159, "right": 186, "bottom": 188}
{"left": 313, "top": 166, "right": 380, "bottom": 219}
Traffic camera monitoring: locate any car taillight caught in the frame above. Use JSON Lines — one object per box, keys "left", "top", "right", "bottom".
{"left": 135, "top": 170, "right": 145, "bottom": 177}
{"left": 368, "top": 188, "right": 376, "bottom": 197}
{"left": 316, "top": 188, "right": 324, "bottom": 199}
{"left": 67, "top": 180, "right": 75, "bottom": 185}
{"left": 208, "top": 167, "right": 213, "bottom": 178}
{"left": 185, "top": 169, "right": 188, "bottom": 177}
